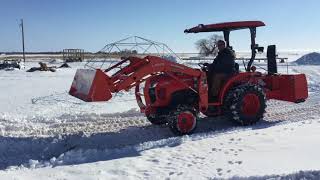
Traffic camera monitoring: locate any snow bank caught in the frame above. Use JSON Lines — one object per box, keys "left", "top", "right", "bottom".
{"left": 294, "top": 52, "right": 320, "bottom": 65}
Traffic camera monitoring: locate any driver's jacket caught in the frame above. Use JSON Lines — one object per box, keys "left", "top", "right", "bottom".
{"left": 209, "top": 48, "right": 236, "bottom": 74}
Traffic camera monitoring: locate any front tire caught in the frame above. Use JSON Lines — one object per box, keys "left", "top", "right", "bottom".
{"left": 168, "top": 105, "right": 197, "bottom": 135}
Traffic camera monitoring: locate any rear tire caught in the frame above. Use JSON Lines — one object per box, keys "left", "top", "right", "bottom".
{"left": 224, "top": 83, "right": 266, "bottom": 125}
{"left": 168, "top": 105, "right": 197, "bottom": 135}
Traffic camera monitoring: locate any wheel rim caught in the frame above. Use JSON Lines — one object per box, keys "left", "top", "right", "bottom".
{"left": 177, "top": 111, "right": 196, "bottom": 133}
{"left": 241, "top": 93, "right": 261, "bottom": 116}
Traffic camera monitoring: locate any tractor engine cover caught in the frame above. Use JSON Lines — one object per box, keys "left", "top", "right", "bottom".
{"left": 144, "top": 74, "right": 198, "bottom": 108}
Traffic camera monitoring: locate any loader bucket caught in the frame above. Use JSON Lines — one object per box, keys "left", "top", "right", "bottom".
{"left": 69, "top": 69, "right": 112, "bottom": 102}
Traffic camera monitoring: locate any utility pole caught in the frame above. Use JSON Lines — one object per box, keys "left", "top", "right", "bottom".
{"left": 20, "top": 19, "right": 26, "bottom": 63}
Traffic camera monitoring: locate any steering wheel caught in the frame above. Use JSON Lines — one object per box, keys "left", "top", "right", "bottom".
{"left": 198, "top": 63, "right": 209, "bottom": 71}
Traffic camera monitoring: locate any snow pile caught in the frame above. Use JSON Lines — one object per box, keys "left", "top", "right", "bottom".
{"left": 294, "top": 52, "right": 320, "bottom": 65}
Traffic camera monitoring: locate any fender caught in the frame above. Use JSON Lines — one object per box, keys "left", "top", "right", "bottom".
{"left": 217, "top": 72, "right": 261, "bottom": 104}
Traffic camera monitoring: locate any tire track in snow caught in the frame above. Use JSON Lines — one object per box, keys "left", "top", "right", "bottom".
{"left": 265, "top": 98, "right": 320, "bottom": 123}
{"left": 3, "top": 96, "right": 319, "bottom": 138}
{"left": 0, "top": 110, "right": 149, "bottom": 137}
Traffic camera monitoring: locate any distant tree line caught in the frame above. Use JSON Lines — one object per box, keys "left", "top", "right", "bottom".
{"left": 1, "top": 51, "right": 64, "bottom": 55}
{"left": 0, "top": 49, "right": 141, "bottom": 55}
{"left": 0, "top": 51, "right": 93, "bottom": 55}
{"left": 96, "top": 49, "right": 138, "bottom": 55}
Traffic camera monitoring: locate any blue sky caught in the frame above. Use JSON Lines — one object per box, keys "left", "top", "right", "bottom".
{"left": 0, "top": 0, "right": 319, "bottom": 52}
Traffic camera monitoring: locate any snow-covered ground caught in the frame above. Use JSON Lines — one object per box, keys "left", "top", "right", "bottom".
{"left": 1, "top": 55, "right": 320, "bottom": 179}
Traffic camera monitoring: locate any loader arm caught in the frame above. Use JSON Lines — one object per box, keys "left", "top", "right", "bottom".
{"left": 69, "top": 55, "right": 206, "bottom": 103}
{"left": 106, "top": 56, "right": 202, "bottom": 92}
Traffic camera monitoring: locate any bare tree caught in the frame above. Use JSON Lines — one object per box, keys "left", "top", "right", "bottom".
{"left": 195, "top": 34, "right": 223, "bottom": 57}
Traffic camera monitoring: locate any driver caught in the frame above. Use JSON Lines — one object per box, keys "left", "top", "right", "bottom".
{"left": 206, "top": 40, "right": 236, "bottom": 101}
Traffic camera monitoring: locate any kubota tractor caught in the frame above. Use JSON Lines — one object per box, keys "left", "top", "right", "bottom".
{"left": 69, "top": 21, "right": 308, "bottom": 135}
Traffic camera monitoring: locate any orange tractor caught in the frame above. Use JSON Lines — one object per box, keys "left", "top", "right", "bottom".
{"left": 69, "top": 21, "right": 308, "bottom": 135}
